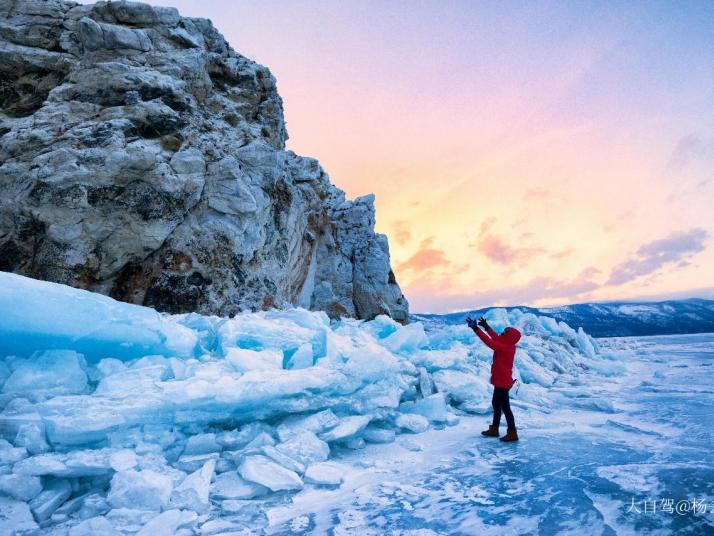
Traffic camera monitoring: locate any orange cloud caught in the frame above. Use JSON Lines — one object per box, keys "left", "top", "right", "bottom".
{"left": 392, "top": 220, "right": 412, "bottom": 246}
{"left": 397, "top": 248, "right": 450, "bottom": 273}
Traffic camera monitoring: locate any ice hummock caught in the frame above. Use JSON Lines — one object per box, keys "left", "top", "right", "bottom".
{"left": 0, "top": 272, "right": 620, "bottom": 533}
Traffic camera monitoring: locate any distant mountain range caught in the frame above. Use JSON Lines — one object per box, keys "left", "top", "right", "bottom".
{"left": 410, "top": 298, "right": 714, "bottom": 337}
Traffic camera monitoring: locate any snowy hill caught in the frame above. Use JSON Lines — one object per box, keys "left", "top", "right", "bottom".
{"left": 411, "top": 299, "right": 714, "bottom": 337}
{"left": 0, "top": 272, "right": 629, "bottom": 533}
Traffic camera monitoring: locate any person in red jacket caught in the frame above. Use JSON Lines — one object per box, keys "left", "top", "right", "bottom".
{"left": 466, "top": 315, "right": 521, "bottom": 442}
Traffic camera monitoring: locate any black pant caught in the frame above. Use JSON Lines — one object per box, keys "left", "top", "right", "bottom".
{"left": 492, "top": 387, "right": 515, "bottom": 429}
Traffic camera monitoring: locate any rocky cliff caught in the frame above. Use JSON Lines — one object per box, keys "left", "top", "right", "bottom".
{"left": 0, "top": 0, "right": 409, "bottom": 322}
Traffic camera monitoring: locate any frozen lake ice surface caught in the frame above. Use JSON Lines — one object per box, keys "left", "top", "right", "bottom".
{"left": 0, "top": 272, "right": 712, "bottom": 535}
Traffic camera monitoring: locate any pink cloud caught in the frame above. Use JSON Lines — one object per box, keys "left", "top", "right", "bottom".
{"left": 607, "top": 228, "right": 708, "bottom": 285}
{"left": 469, "top": 217, "right": 545, "bottom": 265}
{"left": 476, "top": 234, "right": 545, "bottom": 266}
{"left": 397, "top": 248, "right": 450, "bottom": 273}
{"left": 550, "top": 249, "right": 573, "bottom": 260}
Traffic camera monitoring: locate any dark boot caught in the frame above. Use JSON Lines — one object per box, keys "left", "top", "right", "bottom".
{"left": 499, "top": 427, "right": 519, "bottom": 442}
{"left": 481, "top": 424, "right": 499, "bottom": 437}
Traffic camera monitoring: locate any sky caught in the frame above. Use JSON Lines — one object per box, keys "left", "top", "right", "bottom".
{"left": 95, "top": 0, "right": 714, "bottom": 313}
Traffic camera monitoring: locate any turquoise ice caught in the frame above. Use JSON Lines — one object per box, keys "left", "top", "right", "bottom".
{"left": 3, "top": 272, "right": 707, "bottom": 534}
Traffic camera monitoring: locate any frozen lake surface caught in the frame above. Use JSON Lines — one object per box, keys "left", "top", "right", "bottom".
{"left": 265, "top": 334, "right": 714, "bottom": 535}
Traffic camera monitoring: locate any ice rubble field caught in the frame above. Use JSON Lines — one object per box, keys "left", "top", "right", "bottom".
{"left": 0, "top": 272, "right": 625, "bottom": 534}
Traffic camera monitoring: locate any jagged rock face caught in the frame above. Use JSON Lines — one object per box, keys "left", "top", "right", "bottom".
{"left": 0, "top": 0, "right": 409, "bottom": 322}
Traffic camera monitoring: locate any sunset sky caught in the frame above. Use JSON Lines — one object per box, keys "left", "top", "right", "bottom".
{"left": 105, "top": 1, "right": 714, "bottom": 313}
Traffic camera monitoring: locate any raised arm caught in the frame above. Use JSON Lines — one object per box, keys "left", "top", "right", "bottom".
{"left": 485, "top": 326, "right": 501, "bottom": 340}
{"left": 466, "top": 316, "right": 510, "bottom": 352}
{"left": 473, "top": 326, "right": 510, "bottom": 352}
{"left": 473, "top": 326, "right": 497, "bottom": 350}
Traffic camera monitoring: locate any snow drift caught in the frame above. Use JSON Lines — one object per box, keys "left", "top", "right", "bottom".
{"left": 0, "top": 272, "right": 624, "bottom": 533}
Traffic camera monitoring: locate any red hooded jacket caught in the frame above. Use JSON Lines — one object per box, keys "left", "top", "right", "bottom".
{"left": 472, "top": 326, "right": 521, "bottom": 389}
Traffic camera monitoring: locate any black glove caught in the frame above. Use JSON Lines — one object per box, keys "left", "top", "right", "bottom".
{"left": 465, "top": 316, "right": 477, "bottom": 329}
{"left": 477, "top": 316, "right": 490, "bottom": 329}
